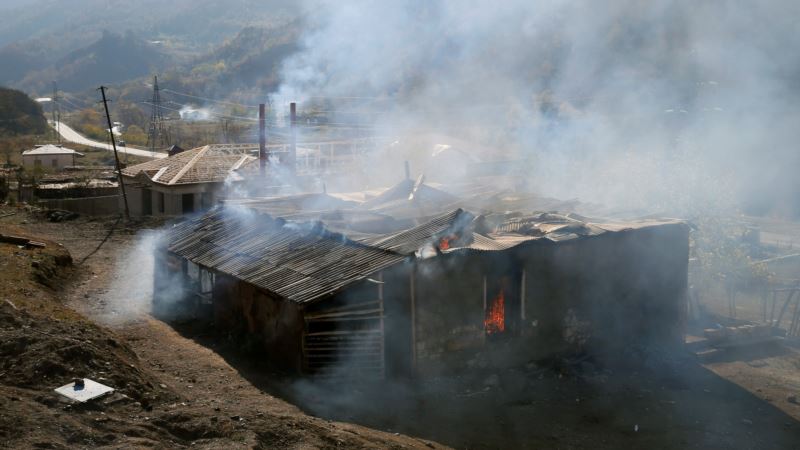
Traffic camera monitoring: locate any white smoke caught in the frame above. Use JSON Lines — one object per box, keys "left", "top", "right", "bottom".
{"left": 99, "top": 230, "right": 163, "bottom": 324}
{"left": 179, "top": 105, "right": 214, "bottom": 122}
{"left": 272, "top": 0, "right": 800, "bottom": 217}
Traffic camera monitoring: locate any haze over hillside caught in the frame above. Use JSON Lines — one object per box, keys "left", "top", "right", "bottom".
{"left": 1, "top": 0, "right": 799, "bottom": 216}
{"left": 0, "top": 0, "right": 300, "bottom": 90}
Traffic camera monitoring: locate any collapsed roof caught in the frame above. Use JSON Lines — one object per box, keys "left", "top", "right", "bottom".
{"left": 164, "top": 181, "right": 683, "bottom": 305}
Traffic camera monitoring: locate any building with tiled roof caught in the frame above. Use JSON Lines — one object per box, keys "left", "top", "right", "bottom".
{"left": 120, "top": 144, "right": 258, "bottom": 216}
{"left": 22, "top": 144, "right": 84, "bottom": 170}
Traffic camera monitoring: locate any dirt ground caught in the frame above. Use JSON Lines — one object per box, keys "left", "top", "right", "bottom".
{"left": 3, "top": 206, "right": 800, "bottom": 449}
{"left": 0, "top": 207, "right": 442, "bottom": 449}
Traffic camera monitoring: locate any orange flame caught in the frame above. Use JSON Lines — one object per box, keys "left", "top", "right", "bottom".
{"left": 484, "top": 289, "right": 505, "bottom": 335}
{"left": 439, "top": 236, "right": 451, "bottom": 250}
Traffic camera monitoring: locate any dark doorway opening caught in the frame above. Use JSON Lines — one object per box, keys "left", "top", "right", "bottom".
{"left": 142, "top": 188, "right": 152, "bottom": 215}
{"left": 182, "top": 193, "right": 194, "bottom": 214}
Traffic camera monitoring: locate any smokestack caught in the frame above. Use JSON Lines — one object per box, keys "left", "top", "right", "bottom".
{"left": 259, "top": 103, "right": 266, "bottom": 176}
{"left": 290, "top": 102, "right": 297, "bottom": 175}
{"left": 404, "top": 161, "right": 410, "bottom": 180}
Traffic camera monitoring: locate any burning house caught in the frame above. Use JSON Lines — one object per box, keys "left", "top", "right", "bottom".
{"left": 154, "top": 184, "right": 689, "bottom": 378}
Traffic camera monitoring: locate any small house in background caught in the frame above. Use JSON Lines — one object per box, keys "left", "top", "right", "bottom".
{"left": 22, "top": 145, "right": 84, "bottom": 170}
{"left": 120, "top": 144, "right": 258, "bottom": 216}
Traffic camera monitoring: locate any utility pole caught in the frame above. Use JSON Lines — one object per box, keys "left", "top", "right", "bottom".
{"left": 146, "top": 75, "right": 170, "bottom": 156}
{"left": 99, "top": 86, "right": 130, "bottom": 220}
{"left": 51, "top": 81, "right": 61, "bottom": 144}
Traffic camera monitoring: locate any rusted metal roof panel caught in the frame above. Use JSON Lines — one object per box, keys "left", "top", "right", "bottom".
{"left": 163, "top": 197, "right": 686, "bottom": 305}
{"left": 165, "top": 207, "right": 406, "bottom": 304}
{"left": 363, "top": 209, "right": 471, "bottom": 253}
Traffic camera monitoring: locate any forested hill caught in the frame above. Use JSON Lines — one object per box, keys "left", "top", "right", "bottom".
{"left": 17, "top": 31, "right": 172, "bottom": 93}
{"left": 0, "top": 87, "right": 48, "bottom": 135}
{"left": 0, "top": 0, "right": 300, "bottom": 92}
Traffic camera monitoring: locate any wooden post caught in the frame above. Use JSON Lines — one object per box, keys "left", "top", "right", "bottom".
{"left": 410, "top": 269, "right": 417, "bottom": 374}
{"left": 483, "top": 275, "right": 487, "bottom": 310}
{"left": 378, "top": 271, "right": 385, "bottom": 379}
{"left": 520, "top": 269, "right": 526, "bottom": 320}
{"left": 98, "top": 86, "right": 129, "bottom": 220}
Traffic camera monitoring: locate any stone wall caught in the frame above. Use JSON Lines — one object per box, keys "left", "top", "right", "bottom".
{"left": 37, "top": 195, "right": 121, "bottom": 215}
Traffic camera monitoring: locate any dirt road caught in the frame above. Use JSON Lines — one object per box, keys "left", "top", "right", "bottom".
{"left": 51, "top": 121, "right": 167, "bottom": 159}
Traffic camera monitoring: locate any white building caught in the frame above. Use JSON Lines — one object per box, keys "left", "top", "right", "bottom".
{"left": 22, "top": 145, "right": 84, "bottom": 170}
{"left": 120, "top": 144, "right": 258, "bottom": 216}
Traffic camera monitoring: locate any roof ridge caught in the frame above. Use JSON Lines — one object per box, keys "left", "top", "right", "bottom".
{"left": 168, "top": 145, "right": 209, "bottom": 185}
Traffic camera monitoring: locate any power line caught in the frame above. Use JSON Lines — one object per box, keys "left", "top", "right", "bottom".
{"left": 161, "top": 88, "right": 261, "bottom": 109}
{"left": 60, "top": 92, "right": 93, "bottom": 109}
{"left": 305, "top": 95, "right": 395, "bottom": 101}
{"left": 162, "top": 87, "right": 397, "bottom": 106}
{"left": 145, "top": 100, "right": 262, "bottom": 123}
{"left": 57, "top": 99, "right": 83, "bottom": 113}
{"left": 141, "top": 101, "right": 295, "bottom": 138}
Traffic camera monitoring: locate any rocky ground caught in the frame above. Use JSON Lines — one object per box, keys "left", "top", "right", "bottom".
{"left": 2, "top": 206, "right": 800, "bottom": 449}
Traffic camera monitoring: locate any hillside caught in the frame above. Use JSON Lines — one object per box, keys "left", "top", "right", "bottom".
{"left": 162, "top": 24, "right": 301, "bottom": 97}
{"left": 0, "top": 0, "right": 300, "bottom": 92}
{"left": 17, "top": 31, "right": 174, "bottom": 93}
{"left": 49, "top": 23, "right": 303, "bottom": 138}
{"left": 0, "top": 86, "right": 48, "bottom": 135}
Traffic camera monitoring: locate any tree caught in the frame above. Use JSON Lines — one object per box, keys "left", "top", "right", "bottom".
{"left": 122, "top": 124, "right": 147, "bottom": 146}
{"left": 0, "top": 87, "right": 48, "bottom": 135}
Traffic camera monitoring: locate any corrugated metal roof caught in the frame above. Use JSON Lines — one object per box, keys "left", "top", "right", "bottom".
{"left": 164, "top": 194, "right": 686, "bottom": 305}
{"left": 363, "top": 209, "right": 472, "bottom": 253}
{"left": 166, "top": 207, "right": 407, "bottom": 304}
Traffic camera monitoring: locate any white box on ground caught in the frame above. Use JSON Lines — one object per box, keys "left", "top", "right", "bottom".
{"left": 54, "top": 378, "right": 115, "bottom": 403}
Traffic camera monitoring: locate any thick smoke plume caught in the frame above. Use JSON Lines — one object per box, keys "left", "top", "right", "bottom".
{"left": 273, "top": 0, "right": 800, "bottom": 217}
{"left": 101, "top": 230, "right": 164, "bottom": 324}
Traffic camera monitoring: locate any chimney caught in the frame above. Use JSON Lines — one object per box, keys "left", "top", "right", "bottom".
{"left": 290, "top": 102, "right": 297, "bottom": 175}
{"left": 259, "top": 103, "right": 266, "bottom": 176}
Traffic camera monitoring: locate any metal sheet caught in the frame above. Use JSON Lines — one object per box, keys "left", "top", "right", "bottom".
{"left": 163, "top": 198, "right": 684, "bottom": 305}
{"left": 54, "top": 378, "right": 114, "bottom": 403}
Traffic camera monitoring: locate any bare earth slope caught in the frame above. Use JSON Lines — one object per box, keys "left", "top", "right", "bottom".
{"left": 0, "top": 209, "right": 443, "bottom": 449}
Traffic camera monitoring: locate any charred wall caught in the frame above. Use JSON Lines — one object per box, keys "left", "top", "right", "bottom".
{"left": 411, "top": 223, "right": 689, "bottom": 375}
{"left": 412, "top": 255, "right": 486, "bottom": 375}
{"left": 211, "top": 274, "right": 304, "bottom": 371}
{"left": 523, "top": 222, "right": 690, "bottom": 353}
{"left": 153, "top": 252, "right": 304, "bottom": 372}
